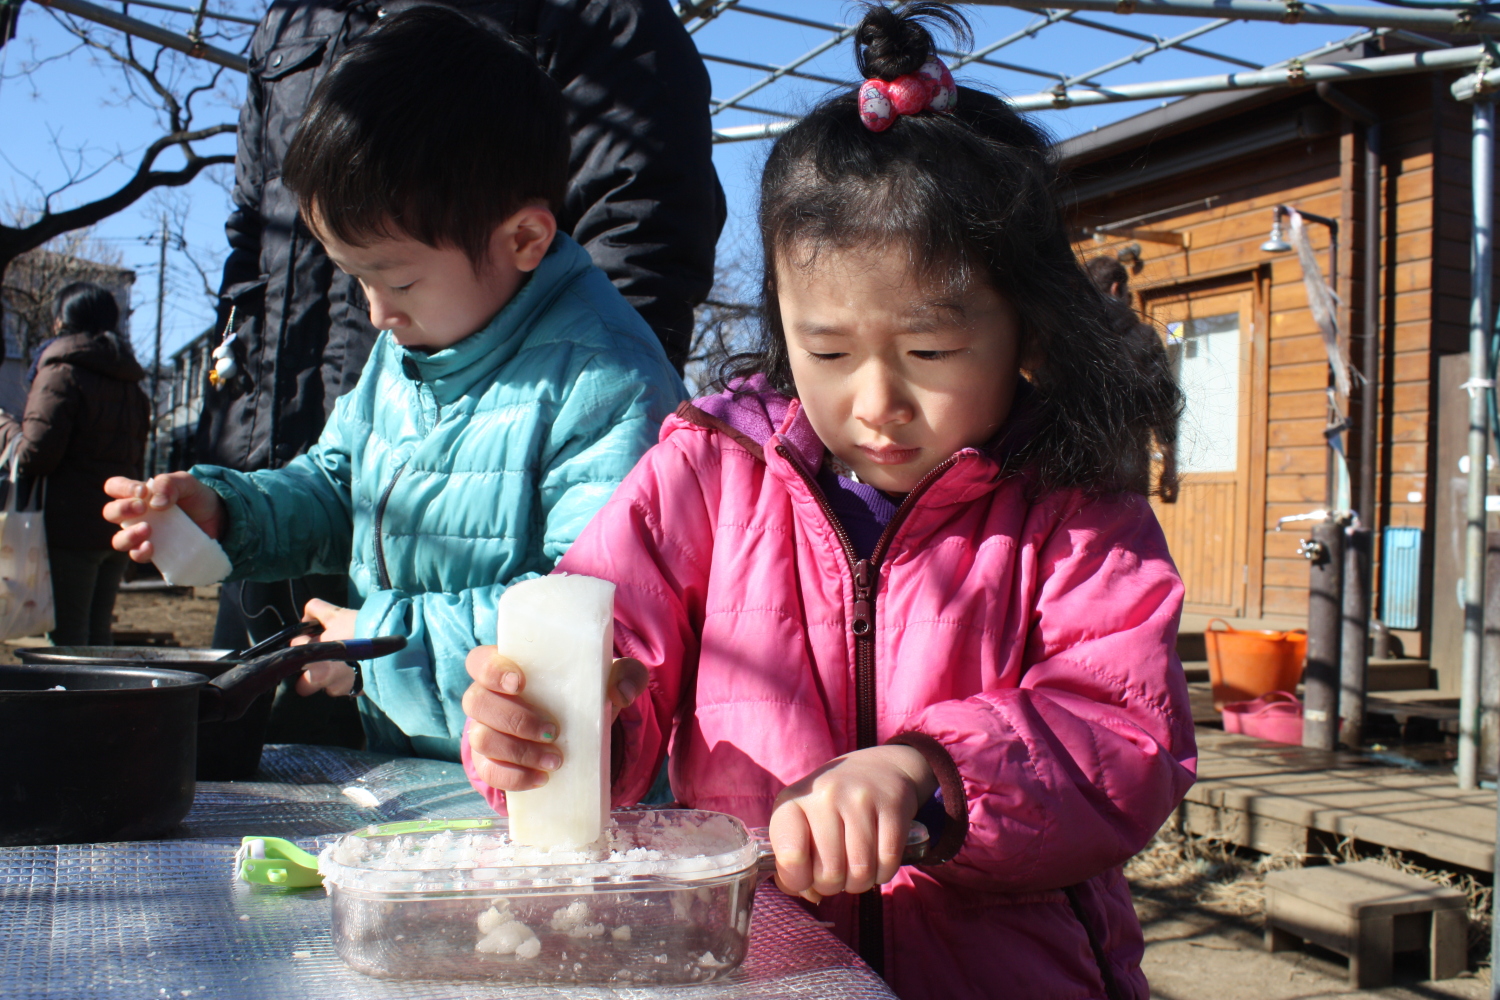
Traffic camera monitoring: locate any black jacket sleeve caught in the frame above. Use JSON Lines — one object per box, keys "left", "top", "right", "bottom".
{"left": 534, "top": 0, "right": 724, "bottom": 372}
{"left": 216, "top": 24, "right": 272, "bottom": 335}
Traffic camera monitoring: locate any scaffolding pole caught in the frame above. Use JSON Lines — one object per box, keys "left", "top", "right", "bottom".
{"left": 714, "top": 44, "right": 1488, "bottom": 142}
{"left": 968, "top": 0, "right": 1500, "bottom": 36}
{"left": 1460, "top": 97, "right": 1495, "bottom": 793}
{"left": 34, "top": 0, "right": 247, "bottom": 71}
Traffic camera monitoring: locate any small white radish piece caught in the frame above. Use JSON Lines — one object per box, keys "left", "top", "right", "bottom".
{"left": 495, "top": 575, "right": 614, "bottom": 848}
{"left": 475, "top": 919, "right": 536, "bottom": 955}
{"left": 123, "top": 503, "right": 231, "bottom": 587}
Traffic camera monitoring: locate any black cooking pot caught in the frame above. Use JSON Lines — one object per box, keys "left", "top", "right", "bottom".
{"left": 0, "top": 636, "right": 404, "bottom": 847}
{"left": 17, "top": 620, "right": 325, "bottom": 780}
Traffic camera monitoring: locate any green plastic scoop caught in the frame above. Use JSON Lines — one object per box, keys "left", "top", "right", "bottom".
{"left": 236, "top": 836, "right": 324, "bottom": 888}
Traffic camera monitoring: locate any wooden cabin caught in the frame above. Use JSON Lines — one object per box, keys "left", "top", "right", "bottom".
{"left": 1061, "top": 36, "right": 1493, "bottom": 691}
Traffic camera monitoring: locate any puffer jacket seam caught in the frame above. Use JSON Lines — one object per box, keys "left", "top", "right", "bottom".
{"left": 625, "top": 495, "right": 711, "bottom": 582}
{"left": 1037, "top": 652, "right": 1177, "bottom": 718}
{"left": 974, "top": 693, "right": 1050, "bottom": 887}
{"left": 695, "top": 696, "right": 838, "bottom": 710}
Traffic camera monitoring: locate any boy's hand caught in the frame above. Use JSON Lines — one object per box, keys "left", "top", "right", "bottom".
{"left": 462, "top": 646, "right": 646, "bottom": 792}
{"left": 103, "top": 473, "right": 226, "bottom": 562}
{"left": 290, "top": 598, "right": 360, "bottom": 697}
{"left": 769, "top": 745, "right": 938, "bottom": 904}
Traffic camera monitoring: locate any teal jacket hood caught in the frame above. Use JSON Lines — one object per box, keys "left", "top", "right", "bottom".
{"left": 195, "top": 233, "right": 687, "bottom": 760}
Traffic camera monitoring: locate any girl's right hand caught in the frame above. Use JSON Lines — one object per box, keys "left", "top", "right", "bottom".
{"left": 462, "top": 646, "right": 646, "bottom": 791}
{"left": 103, "top": 472, "right": 226, "bottom": 563}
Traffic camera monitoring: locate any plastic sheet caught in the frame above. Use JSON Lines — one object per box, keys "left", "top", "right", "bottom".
{"left": 0, "top": 745, "right": 894, "bottom": 1000}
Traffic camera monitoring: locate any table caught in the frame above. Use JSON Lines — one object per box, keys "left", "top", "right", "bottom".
{"left": 0, "top": 746, "right": 897, "bottom": 1000}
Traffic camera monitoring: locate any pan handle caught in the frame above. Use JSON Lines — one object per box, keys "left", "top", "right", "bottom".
{"left": 199, "top": 636, "right": 407, "bottom": 723}
{"left": 751, "top": 820, "right": 929, "bottom": 877}
{"left": 221, "top": 619, "right": 324, "bottom": 662}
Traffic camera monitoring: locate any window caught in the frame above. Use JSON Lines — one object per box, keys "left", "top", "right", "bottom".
{"left": 1168, "top": 311, "right": 1240, "bottom": 474}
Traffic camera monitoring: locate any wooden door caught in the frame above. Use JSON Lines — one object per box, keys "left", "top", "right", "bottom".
{"left": 1146, "top": 288, "right": 1255, "bottom": 616}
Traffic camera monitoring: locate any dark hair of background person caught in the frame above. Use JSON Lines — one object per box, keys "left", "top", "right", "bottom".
{"left": 53, "top": 282, "right": 120, "bottom": 336}
{"left": 282, "top": 4, "right": 569, "bottom": 268}
{"left": 1082, "top": 253, "right": 1182, "bottom": 502}
{"left": 721, "top": 1, "right": 1182, "bottom": 499}
{"left": 1084, "top": 255, "right": 1131, "bottom": 302}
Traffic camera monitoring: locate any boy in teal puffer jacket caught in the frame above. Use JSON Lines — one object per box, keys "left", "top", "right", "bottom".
{"left": 102, "top": 6, "right": 685, "bottom": 761}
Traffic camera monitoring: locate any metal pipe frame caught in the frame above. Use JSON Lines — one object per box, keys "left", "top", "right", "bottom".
{"left": 1458, "top": 98, "right": 1494, "bottom": 792}
{"left": 34, "top": 0, "right": 247, "bottom": 70}
{"left": 110, "top": 0, "right": 258, "bottom": 27}
{"left": 721, "top": 4, "right": 1068, "bottom": 82}
{"left": 950, "top": 9, "right": 1074, "bottom": 70}
{"left": 713, "top": 43, "right": 1488, "bottom": 142}
{"left": 975, "top": 0, "right": 1500, "bottom": 35}
{"left": 701, "top": 0, "right": 1272, "bottom": 123}
{"left": 1059, "top": 17, "right": 1241, "bottom": 87}
{"left": 708, "top": 15, "right": 865, "bottom": 115}
{"left": 1053, "top": 11, "right": 1260, "bottom": 70}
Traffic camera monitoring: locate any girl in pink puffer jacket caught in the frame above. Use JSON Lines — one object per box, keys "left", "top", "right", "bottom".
{"left": 461, "top": 5, "right": 1195, "bottom": 998}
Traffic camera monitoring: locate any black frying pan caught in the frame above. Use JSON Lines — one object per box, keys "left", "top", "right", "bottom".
{"left": 0, "top": 636, "right": 404, "bottom": 846}
{"left": 17, "top": 620, "right": 328, "bottom": 780}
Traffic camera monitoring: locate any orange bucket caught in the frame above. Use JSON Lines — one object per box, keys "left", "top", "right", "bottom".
{"left": 1203, "top": 619, "right": 1307, "bottom": 710}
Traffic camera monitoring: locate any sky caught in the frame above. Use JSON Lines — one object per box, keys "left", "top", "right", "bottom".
{"left": 0, "top": 0, "right": 1376, "bottom": 364}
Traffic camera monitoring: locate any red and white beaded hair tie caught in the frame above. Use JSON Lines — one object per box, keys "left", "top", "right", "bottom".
{"left": 857, "top": 54, "right": 957, "bottom": 133}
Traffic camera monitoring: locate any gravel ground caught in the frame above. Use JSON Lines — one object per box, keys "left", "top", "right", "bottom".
{"left": 1131, "top": 831, "right": 1491, "bottom": 999}
{"left": 0, "top": 584, "right": 220, "bottom": 663}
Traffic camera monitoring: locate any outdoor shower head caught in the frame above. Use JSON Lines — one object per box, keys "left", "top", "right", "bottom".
{"left": 1261, "top": 209, "right": 1292, "bottom": 253}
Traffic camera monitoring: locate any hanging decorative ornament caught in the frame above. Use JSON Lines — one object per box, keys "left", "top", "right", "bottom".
{"left": 208, "top": 306, "right": 240, "bottom": 388}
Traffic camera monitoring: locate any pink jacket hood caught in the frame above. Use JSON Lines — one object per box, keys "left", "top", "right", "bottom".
{"left": 465, "top": 382, "right": 1196, "bottom": 1000}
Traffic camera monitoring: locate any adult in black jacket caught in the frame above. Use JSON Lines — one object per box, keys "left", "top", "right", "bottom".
{"left": 198, "top": 0, "right": 720, "bottom": 746}
{"left": 201, "top": 0, "right": 719, "bottom": 477}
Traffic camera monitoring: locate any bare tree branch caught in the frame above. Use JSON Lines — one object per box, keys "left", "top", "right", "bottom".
{"left": 0, "top": 1, "right": 244, "bottom": 331}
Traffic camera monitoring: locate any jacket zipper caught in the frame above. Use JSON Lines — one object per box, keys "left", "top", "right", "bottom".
{"left": 775, "top": 445, "right": 959, "bottom": 977}
{"left": 372, "top": 463, "right": 408, "bottom": 591}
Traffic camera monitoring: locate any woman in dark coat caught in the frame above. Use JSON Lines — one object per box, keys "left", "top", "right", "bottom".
{"left": 0, "top": 283, "right": 150, "bottom": 645}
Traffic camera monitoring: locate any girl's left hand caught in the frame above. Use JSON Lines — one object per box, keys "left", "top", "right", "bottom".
{"left": 290, "top": 598, "right": 360, "bottom": 697}
{"left": 769, "top": 745, "right": 938, "bottom": 904}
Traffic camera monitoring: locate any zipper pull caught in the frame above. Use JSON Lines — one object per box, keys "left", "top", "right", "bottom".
{"left": 852, "top": 559, "right": 875, "bottom": 636}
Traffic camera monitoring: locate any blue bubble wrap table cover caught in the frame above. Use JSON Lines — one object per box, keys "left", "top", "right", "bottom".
{"left": 0, "top": 745, "right": 896, "bottom": 1000}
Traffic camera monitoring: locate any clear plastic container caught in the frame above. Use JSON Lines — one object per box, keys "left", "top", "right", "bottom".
{"left": 318, "top": 810, "right": 763, "bottom": 985}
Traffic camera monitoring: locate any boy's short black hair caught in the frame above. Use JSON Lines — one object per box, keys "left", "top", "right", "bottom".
{"left": 283, "top": 5, "right": 568, "bottom": 266}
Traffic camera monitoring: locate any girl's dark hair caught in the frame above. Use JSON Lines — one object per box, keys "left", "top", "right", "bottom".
{"left": 282, "top": 5, "right": 568, "bottom": 266}
{"left": 725, "top": 2, "right": 1181, "bottom": 498}
{"left": 54, "top": 282, "right": 119, "bottom": 336}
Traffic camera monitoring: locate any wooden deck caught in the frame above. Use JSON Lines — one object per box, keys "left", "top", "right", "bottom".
{"left": 1183, "top": 727, "right": 1497, "bottom": 873}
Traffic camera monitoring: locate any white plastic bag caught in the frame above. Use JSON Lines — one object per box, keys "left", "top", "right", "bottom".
{"left": 0, "top": 441, "right": 53, "bottom": 640}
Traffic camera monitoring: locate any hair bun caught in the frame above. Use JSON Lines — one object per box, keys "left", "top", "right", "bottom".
{"left": 854, "top": 2, "right": 972, "bottom": 82}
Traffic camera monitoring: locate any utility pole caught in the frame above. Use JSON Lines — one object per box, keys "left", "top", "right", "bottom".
{"left": 151, "top": 213, "right": 167, "bottom": 477}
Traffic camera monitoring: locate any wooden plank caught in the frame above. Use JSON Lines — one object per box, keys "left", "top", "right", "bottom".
{"left": 1266, "top": 473, "right": 1328, "bottom": 503}
{"left": 1266, "top": 446, "right": 1327, "bottom": 475}
{"left": 1389, "top": 411, "right": 1430, "bottom": 444}
{"left": 1268, "top": 417, "right": 1327, "bottom": 447}
{"left": 1263, "top": 586, "right": 1312, "bottom": 615}
{"left": 1267, "top": 389, "right": 1334, "bottom": 419}
{"left": 1390, "top": 382, "right": 1432, "bottom": 414}
{"left": 1189, "top": 729, "right": 1497, "bottom": 872}
{"left": 1270, "top": 362, "right": 1334, "bottom": 394}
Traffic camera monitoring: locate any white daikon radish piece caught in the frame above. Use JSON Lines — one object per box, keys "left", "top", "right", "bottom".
{"left": 123, "top": 503, "right": 232, "bottom": 587}
{"left": 496, "top": 574, "right": 614, "bottom": 848}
